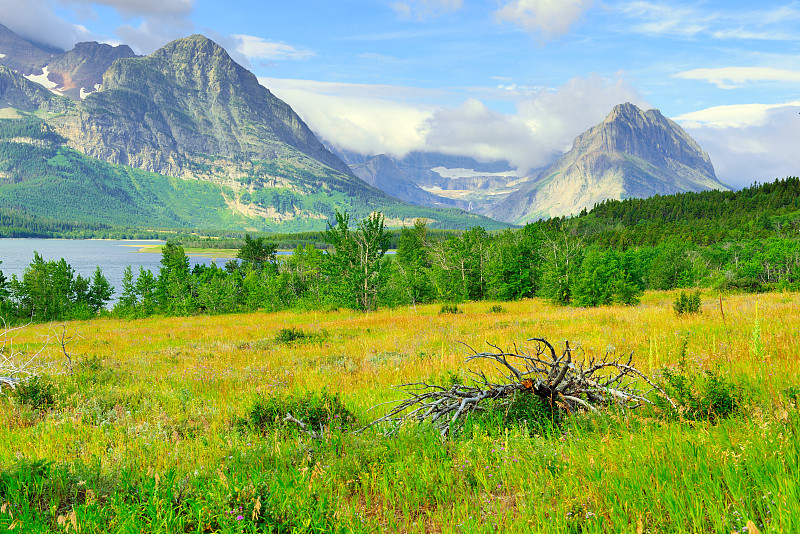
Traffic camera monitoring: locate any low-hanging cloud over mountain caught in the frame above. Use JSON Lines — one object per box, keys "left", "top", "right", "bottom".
{"left": 678, "top": 103, "right": 800, "bottom": 188}
{"left": 263, "top": 74, "right": 648, "bottom": 173}
{"left": 0, "top": 0, "right": 194, "bottom": 53}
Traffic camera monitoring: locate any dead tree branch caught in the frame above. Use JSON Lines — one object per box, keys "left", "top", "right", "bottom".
{"left": 0, "top": 321, "right": 78, "bottom": 393}
{"left": 361, "top": 337, "right": 674, "bottom": 437}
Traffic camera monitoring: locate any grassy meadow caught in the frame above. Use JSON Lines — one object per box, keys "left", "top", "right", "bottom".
{"left": 2, "top": 291, "right": 800, "bottom": 533}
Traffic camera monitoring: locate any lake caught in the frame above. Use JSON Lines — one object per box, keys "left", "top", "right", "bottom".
{"left": 0, "top": 239, "right": 219, "bottom": 302}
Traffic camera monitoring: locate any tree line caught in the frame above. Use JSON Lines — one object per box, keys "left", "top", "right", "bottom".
{"left": 3, "top": 208, "right": 800, "bottom": 324}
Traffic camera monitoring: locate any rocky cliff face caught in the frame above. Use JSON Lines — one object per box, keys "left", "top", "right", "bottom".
{"left": 0, "top": 23, "right": 57, "bottom": 75}
{"left": 0, "top": 66, "right": 71, "bottom": 115}
{"left": 488, "top": 103, "right": 729, "bottom": 223}
{"left": 45, "top": 42, "right": 137, "bottom": 99}
{"left": 51, "top": 34, "right": 353, "bottom": 178}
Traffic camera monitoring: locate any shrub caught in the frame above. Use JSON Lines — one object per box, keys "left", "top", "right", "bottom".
{"left": 242, "top": 390, "right": 355, "bottom": 433}
{"left": 717, "top": 276, "right": 765, "bottom": 293}
{"left": 655, "top": 364, "right": 745, "bottom": 422}
{"left": 673, "top": 290, "right": 701, "bottom": 315}
{"left": 439, "top": 303, "right": 462, "bottom": 315}
{"left": 10, "top": 376, "right": 58, "bottom": 411}
{"left": 462, "top": 390, "right": 562, "bottom": 437}
{"left": 488, "top": 304, "right": 506, "bottom": 313}
{"left": 274, "top": 327, "right": 308, "bottom": 343}
{"left": 503, "top": 390, "right": 562, "bottom": 431}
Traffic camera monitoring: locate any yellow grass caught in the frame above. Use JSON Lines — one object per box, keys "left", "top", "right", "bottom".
{"left": 2, "top": 291, "right": 799, "bottom": 532}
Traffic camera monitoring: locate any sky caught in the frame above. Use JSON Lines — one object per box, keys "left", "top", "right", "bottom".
{"left": 1, "top": 0, "right": 799, "bottom": 188}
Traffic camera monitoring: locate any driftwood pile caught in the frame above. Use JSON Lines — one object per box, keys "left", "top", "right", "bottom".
{"left": 362, "top": 337, "right": 673, "bottom": 437}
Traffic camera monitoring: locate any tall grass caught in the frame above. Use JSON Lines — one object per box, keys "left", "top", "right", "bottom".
{"left": 1, "top": 291, "right": 799, "bottom": 532}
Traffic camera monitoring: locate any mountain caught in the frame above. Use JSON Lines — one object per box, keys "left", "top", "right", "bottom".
{"left": 330, "top": 146, "right": 525, "bottom": 211}
{"left": 45, "top": 41, "right": 137, "bottom": 100}
{"left": 0, "top": 23, "right": 58, "bottom": 75}
{"left": 0, "top": 65, "right": 71, "bottom": 117}
{"left": 50, "top": 35, "right": 353, "bottom": 178}
{"left": 350, "top": 154, "right": 456, "bottom": 207}
{"left": 488, "top": 103, "right": 730, "bottom": 224}
{"left": 0, "top": 23, "right": 137, "bottom": 100}
{"left": 0, "top": 28, "right": 507, "bottom": 231}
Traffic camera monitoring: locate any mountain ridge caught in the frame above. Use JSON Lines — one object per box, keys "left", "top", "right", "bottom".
{"left": 487, "top": 102, "right": 730, "bottom": 224}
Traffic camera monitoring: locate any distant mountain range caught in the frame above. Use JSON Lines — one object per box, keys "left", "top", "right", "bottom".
{"left": 0, "top": 21, "right": 728, "bottom": 231}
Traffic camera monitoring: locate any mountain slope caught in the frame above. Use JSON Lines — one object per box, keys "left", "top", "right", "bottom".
{"left": 46, "top": 41, "right": 137, "bottom": 99}
{"left": 0, "top": 23, "right": 57, "bottom": 74}
{"left": 51, "top": 35, "right": 352, "bottom": 177}
{"left": 351, "top": 154, "right": 460, "bottom": 207}
{"left": 0, "top": 65, "right": 72, "bottom": 116}
{"left": 0, "top": 118, "right": 508, "bottom": 231}
{"left": 488, "top": 103, "right": 729, "bottom": 223}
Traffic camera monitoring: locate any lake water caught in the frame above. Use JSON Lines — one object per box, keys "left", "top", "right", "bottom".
{"left": 0, "top": 239, "right": 219, "bottom": 302}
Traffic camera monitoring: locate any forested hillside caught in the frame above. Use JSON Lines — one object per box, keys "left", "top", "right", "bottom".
{"left": 570, "top": 177, "right": 800, "bottom": 246}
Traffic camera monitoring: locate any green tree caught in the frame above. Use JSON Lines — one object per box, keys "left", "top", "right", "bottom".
{"left": 395, "top": 219, "right": 433, "bottom": 305}
{"left": 486, "top": 225, "right": 541, "bottom": 301}
{"left": 87, "top": 266, "right": 114, "bottom": 313}
{"left": 323, "top": 211, "right": 390, "bottom": 311}
{"left": 649, "top": 241, "right": 693, "bottom": 290}
{"left": 135, "top": 268, "right": 157, "bottom": 316}
{"left": 539, "top": 230, "right": 584, "bottom": 305}
{"left": 9, "top": 253, "right": 77, "bottom": 321}
{"left": 157, "top": 242, "right": 194, "bottom": 315}
{"left": 430, "top": 226, "right": 490, "bottom": 302}
{"left": 116, "top": 265, "right": 138, "bottom": 316}
{"left": 237, "top": 234, "right": 278, "bottom": 272}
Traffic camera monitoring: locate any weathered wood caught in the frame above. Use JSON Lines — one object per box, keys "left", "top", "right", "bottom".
{"left": 361, "top": 337, "right": 674, "bottom": 438}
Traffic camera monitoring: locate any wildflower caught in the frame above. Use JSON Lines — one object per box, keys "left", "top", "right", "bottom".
{"left": 236, "top": 515, "right": 244, "bottom": 521}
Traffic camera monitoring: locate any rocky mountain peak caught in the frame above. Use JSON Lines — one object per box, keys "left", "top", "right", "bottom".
{"left": 0, "top": 22, "right": 58, "bottom": 74}
{"left": 575, "top": 102, "right": 715, "bottom": 177}
{"left": 52, "top": 33, "right": 353, "bottom": 177}
{"left": 487, "top": 102, "right": 728, "bottom": 223}
{"left": 46, "top": 41, "right": 137, "bottom": 99}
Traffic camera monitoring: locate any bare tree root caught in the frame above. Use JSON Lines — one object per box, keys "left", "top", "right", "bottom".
{"left": 361, "top": 337, "right": 674, "bottom": 438}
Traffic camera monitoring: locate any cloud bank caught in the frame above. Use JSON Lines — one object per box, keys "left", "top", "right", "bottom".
{"left": 0, "top": 0, "right": 194, "bottom": 53}
{"left": 674, "top": 67, "right": 800, "bottom": 89}
{"left": 263, "top": 74, "right": 647, "bottom": 173}
{"left": 678, "top": 103, "right": 800, "bottom": 188}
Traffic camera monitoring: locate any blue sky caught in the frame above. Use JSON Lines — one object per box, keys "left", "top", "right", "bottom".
{"left": 2, "top": 0, "right": 799, "bottom": 187}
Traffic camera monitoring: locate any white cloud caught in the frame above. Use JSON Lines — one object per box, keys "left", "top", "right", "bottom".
{"left": 0, "top": 0, "right": 94, "bottom": 51}
{"left": 674, "top": 101, "right": 800, "bottom": 128}
{"left": 618, "top": 2, "right": 708, "bottom": 37}
{"left": 67, "top": 0, "right": 194, "bottom": 17}
{"left": 619, "top": 1, "right": 800, "bottom": 41}
{"left": 115, "top": 15, "right": 193, "bottom": 54}
{"left": 261, "top": 78, "right": 437, "bottom": 158}
{"left": 495, "top": 0, "right": 594, "bottom": 39}
{"left": 674, "top": 67, "right": 800, "bottom": 89}
{"left": 390, "top": 0, "right": 464, "bottom": 20}
{"left": 679, "top": 104, "right": 800, "bottom": 188}
{"left": 262, "top": 74, "right": 647, "bottom": 173}
{"left": 0, "top": 0, "right": 196, "bottom": 54}
{"left": 423, "top": 99, "right": 539, "bottom": 163}
{"left": 232, "top": 35, "right": 314, "bottom": 61}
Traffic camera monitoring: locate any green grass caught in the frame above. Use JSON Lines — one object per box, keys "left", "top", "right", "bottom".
{"left": 1, "top": 292, "right": 799, "bottom": 532}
